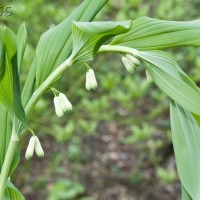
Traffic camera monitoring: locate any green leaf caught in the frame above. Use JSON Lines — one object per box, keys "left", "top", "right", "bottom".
{"left": 35, "top": 0, "right": 109, "bottom": 87}
{"left": 4, "top": 181, "right": 25, "bottom": 200}
{"left": 71, "top": 20, "right": 131, "bottom": 62}
{"left": 11, "top": 54, "right": 27, "bottom": 125}
{"left": 170, "top": 101, "right": 200, "bottom": 199}
{"left": 137, "top": 50, "right": 200, "bottom": 115}
{"left": 0, "top": 39, "right": 6, "bottom": 82}
{"left": 0, "top": 28, "right": 16, "bottom": 112}
{"left": 182, "top": 185, "right": 193, "bottom": 200}
{"left": 0, "top": 105, "right": 11, "bottom": 171}
{"left": 2, "top": 28, "right": 16, "bottom": 59}
{"left": 0, "top": 27, "right": 26, "bottom": 124}
{"left": 9, "top": 149, "right": 20, "bottom": 176}
{"left": 111, "top": 17, "right": 200, "bottom": 50}
{"left": 16, "top": 23, "right": 27, "bottom": 72}
{"left": 0, "top": 107, "right": 20, "bottom": 186}
{"left": 192, "top": 113, "right": 200, "bottom": 126}
{"left": 21, "top": 58, "right": 37, "bottom": 107}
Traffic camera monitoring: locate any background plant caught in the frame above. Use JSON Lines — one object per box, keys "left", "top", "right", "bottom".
{"left": 1, "top": 0, "right": 200, "bottom": 200}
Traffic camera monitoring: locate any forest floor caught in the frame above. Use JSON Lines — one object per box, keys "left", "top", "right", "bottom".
{"left": 14, "top": 121, "right": 180, "bottom": 200}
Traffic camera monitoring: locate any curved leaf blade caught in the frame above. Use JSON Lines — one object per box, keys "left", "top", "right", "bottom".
{"left": 0, "top": 28, "right": 15, "bottom": 112}
{"left": 170, "top": 101, "right": 200, "bottom": 200}
{"left": 17, "top": 23, "right": 27, "bottom": 72}
{"left": 0, "top": 105, "right": 11, "bottom": 171}
{"left": 182, "top": 185, "right": 193, "bottom": 200}
{"left": 137, "top": 50, "right": 200, "bottom": 115}
{"left": 72, "top": 20, "right": 131, "bottom": 62}
{"left": 111, "top": 17, "right": 200, "bottom": 50}
{"left": 0, "top": 39, "right": 6, "bottom": 82}
{"left": 0, "top": 28, "right": 26, "bottom": 124}
{"left": 11, "top": 54, "right": 27, "bottom": 124}
{"left": 4, "top": 181, "right": 25, "bottom": 200}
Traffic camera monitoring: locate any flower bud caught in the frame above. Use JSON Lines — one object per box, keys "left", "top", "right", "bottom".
{"left": 121, "top": 56, "right": 135, "bottom": 73}
{"left": 125, "top": 54, "right": 140, "bottom": 66}
{"left": 146, "top": 70, "right": 153, "bottom": 84}
{"left": 59, "top": 93, "right": 72, "bottom": 112}
{"left": 25, "top": 136, "right": 36, "bottom": 160}
{"left": 85, "top": 69, "right": 98, "bottom": 91}
{"left": 54, "top": 96, "right": 64, "bottom": 117}
{"left": 34, "top": 136, "right": 44, "bottom": 157}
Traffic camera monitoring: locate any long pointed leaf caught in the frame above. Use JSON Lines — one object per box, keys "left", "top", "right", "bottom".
{"left": 170, "top": 101, "right": 200, "bottom": 199}
{"left": 0, "top": 28, "right": 26, "bottom": 124}
{"left": 111, "top": 17, "right": 200, "bottom": 50}
{"left": 0, "top": 39, "right": 6, "bottom": 82}
{"left": 182, "top": 185, "right": 193, "bottom": 200}
{"left": 71, "top": 20, "right": 131, "bottom": 62}
{"left": 4, "top": 181, "right": 25, "bottom": 200}
{"left": 0, "top": 105, "right": 11, "bottom": 171}
{"left": 16, "top": 23, "right": 27, "bottom": 72}
{"left": 11, "top": 54, "right": 26, "bottom": 125}
{"left": 137, "top": 50, "right": 200, "bottom": 115}
{"left": 0, "top": 28, "right": 16, "bottom": 112}
{"left": 2, "top": 27, "right": 25, "bottom": 121}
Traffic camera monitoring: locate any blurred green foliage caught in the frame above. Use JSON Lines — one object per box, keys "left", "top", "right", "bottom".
{"left": 1, "top": 0, "right": 200, "bottom": 199}
{"left": 157, "top": 167, "right": 177, "bottom": 184}
{"left": 48, "top": 179, "right": 85, "bottom": 200}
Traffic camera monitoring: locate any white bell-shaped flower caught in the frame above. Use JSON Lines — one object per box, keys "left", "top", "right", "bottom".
{"left": 125, "top": 54, "right": 140, "bottom": 66}
{"left": 25, "top": 136, "right": 36, "bottom": 160}
{"left": 54, "top": 93, "right": 72, "bottom": 117}
{"left": 25, "top": 135, "right": 45, "bottom": 159}
{"left": 85, "top": 69, "right": 98, "bottom": 91}
{"left": 59, "top": 93, "right": 73, "bottom": 112}
{"left": 122, "top": 54, "right": 140, "bottom": 73}
{"left": 146, "top": 70, "right": 153, "bottom": 84}
{"left": 121, "top": 56, "right": 135, "bottom": 73}
{"left": 35, "top": 136, "right": 44, "bottom": 157}
{"left": 54, "top": 96, "right": 64, "bottom": 117}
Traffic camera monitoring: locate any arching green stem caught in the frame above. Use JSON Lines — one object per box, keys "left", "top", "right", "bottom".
{"left": 98, "top": 45, "right": 139, "bottom": 56}
{"left": 25, "top": 56, "right": 73, "bottom": 118}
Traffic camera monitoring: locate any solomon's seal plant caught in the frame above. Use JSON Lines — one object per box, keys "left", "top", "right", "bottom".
{"left": 0, "top": 0, "right": 200, "bottom": 199}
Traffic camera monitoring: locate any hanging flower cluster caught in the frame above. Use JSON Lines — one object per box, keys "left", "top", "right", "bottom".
{"left": 54, "top": 92, "right": 72, "bottom": 117}
{"left": 51, "top": 56, "right": 149, "bottom": 120}
{"left": 25, "top": 135, "right": 44, "bottom": 160}
{"left": 121, "top": 54, "right": 140, "bottom": 73}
